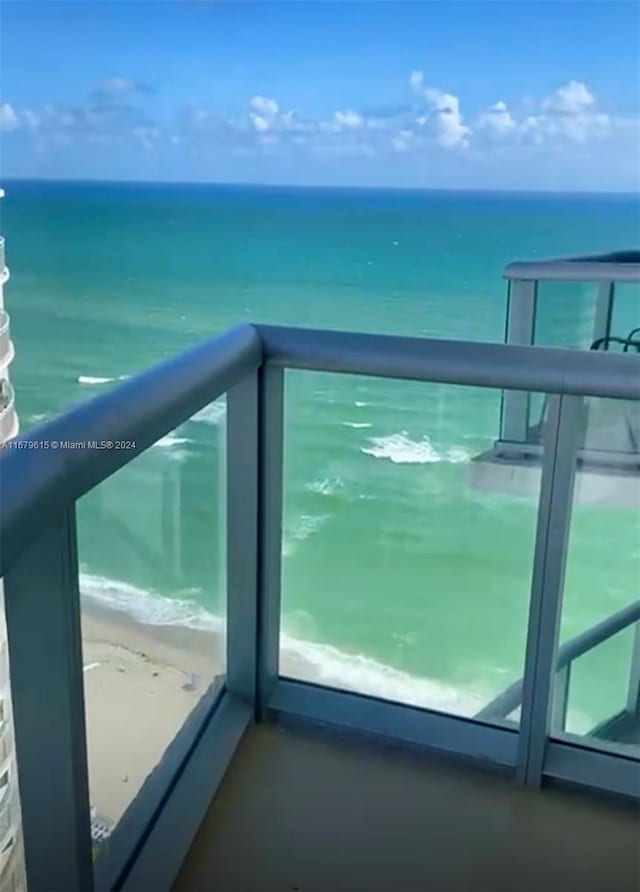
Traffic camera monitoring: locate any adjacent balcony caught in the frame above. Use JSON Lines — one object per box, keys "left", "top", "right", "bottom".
{"left": 0, "top": 237, "right": 8, "bottom": 287}
{"left": 0, "top": 312, "right": 15, "bottom": 371}
{"left": 0, "top": 382, "right": 17, "bottom": 443}
{"left": 0, "top": 315, "right": 638, "bottom": 892}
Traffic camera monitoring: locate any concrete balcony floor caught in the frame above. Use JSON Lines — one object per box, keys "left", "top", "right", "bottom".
{"left": 175, "top": 720, "right": 640, "bottom": 892}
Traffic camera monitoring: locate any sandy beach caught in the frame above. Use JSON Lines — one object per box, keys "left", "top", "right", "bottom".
{"left": 80, "top": 599, "right": 225, "bottom": 826}
{"left": 79, "top": 598, "right": 318, "bottom": 830}
{"left": 79, "top": 593, "right": 491, "bottom": 831}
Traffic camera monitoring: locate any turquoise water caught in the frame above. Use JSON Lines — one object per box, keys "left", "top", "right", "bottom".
{"left": 3, "top": 182, "right": 639, "bottom": 727}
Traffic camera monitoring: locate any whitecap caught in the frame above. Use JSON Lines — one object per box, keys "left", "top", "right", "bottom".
{"left": 280, "top": 632, "right": 488, "bottom": 716}
{"left": 341, "top": 421, "right": 372, "bottom": 429}
{"left": 355, "top": 401, "right": 368, "bottom": 408}
{"left": 77, "top": 571, "right": 538, "bottom": 722}
{"left": 361, "top": 432, "right": 441, "bottom": 464}
{"left": 79, "top": 571, "right": 223, "bottom": 632}
{"left": 153, "top": 434, "right": 190, "bottom": 449}
{"left": 78, "top": 374, "right": 128, "bottom": 385}
{"left": 361, "top": 432, "right": 471, "bottom": 465}
{"left": 191, "top": 402, "right": 227, "bottom": 426}
{"left": 446, "top": 446, "right": 472, "bottom": 464}
{"left": 78, "top": 375, "right": 115, "bottom": 385}
{"left": 307, "top": 477, "right": 343, "bottom": 496}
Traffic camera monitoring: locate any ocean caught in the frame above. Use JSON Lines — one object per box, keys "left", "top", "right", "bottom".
{"left": 2, "top": 181, "right": 639, "bottom": 732}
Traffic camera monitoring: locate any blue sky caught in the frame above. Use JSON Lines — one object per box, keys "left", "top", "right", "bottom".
{"left": 1, "top": 1, "right": 639, "bottom": 191}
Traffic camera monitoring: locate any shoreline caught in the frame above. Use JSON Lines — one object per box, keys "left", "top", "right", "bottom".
{"left": 79, "top": 595, "right": 489, "bottom": 829}
{"left": 80, "top": 597, "right": 224, "bottom": 825}
{"left": 78, "top": 595, "right": 324, "bottom": 827}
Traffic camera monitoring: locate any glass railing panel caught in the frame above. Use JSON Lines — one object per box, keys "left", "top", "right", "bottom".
{"left": 609, "top": 283, "right": 640, "bottom": 351}
{"left": 76, "top": 396, "right": 226, "bottom": 865}
{"left": 534, "top": 280, "right": 639, "bottom": 353}
{"left": 534, "top": 281, "right": 599, "bottom": 351}
{"left": 556, "top": 626, "right": 637, "bottom": 748}
{"left": 551, "top": 395, "right": 640, "bottom": 758}
{"left": 280, "top": 372, "right": 545, "bottom": 722}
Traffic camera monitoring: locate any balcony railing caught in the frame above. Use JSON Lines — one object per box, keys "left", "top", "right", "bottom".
{"left": 0, "top": 311, "right": 14, "bottom": 369}
{"left": 479, "top": 599, "right": 640, "bottom": 739}
{"left": 0, "top": 237, "right": 8, "bottom": 287}
{"left": 0, "top": 382, "right": 17, "bottom": 443}
{"left": 0, "top": 323, "right": 639, "bottom": 892}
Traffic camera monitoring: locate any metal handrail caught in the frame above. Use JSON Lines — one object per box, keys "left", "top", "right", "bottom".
{"left": 477, "top": 599, "right": 640, "bottom": 721}
{"left": 0, "top": 323, "right": 261, "bottom": 575}
{"left": 504, "top": 250, "right": 640, "bottom": 283}
{"left": 2, "top": 323, "right": 640, "bottom": 576}
{"left": 257, "top": 325, "right": 640, "bottom": 400}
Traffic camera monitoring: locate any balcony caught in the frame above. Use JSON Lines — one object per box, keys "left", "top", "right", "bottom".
{"left": 0, "top": 237, "right": 8, "bottom": 287}
{"left": 0, "top": 320, "right": 639, "bottom": 892}
{"left": 0, "top": 311, "right": 14, "bottom": 371}
{"left": 0, "top": 382, "right": 17, "bottom": 443}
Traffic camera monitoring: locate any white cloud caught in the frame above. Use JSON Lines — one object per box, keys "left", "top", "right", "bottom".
{"left": 543, "top": 80, "right": 594, "bottom": 114}
{"left": 391, "top": 129, "right": 415, "bottom": 152}
{"left": 522, "top": 81, "right": 609, "bottom": 143}
{"left": 425, "top": 89, "right": 471, "bottom": 147}
{"left": 249, "top": 96, "right": 279, "bottom": 117}
{"left": 133, "top": 126, "right": 161, "bottom": 151}
{"left": 3, "top": 73, "right": 632, "bottom": 176}
{"left": 409, "top": 70, "right": 470, "bottom": 147}
{"left": 477, "top": 101, "right": 516, "bottom": 137}
{"left": 251, "top": 115, "right": 270, "bottom": 133}
{"left": 333, "top": 109, "right": 363, "bottom": 130}
{"left": 249, "top": 96, "right": 280, "bottom": 132}
{"left": 0, "top": 103, "right": 19, "bottom": 132}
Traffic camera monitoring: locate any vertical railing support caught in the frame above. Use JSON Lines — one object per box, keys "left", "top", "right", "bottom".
{"left": 501, "top": 279, "right": 537, "bottom": 442}
{"left": 550, "top": 663, "right": 571, "bottom": 733}
{"left": 517, "top": 394, "right": 582, "bottom": 786}
{"left": 626, "top": 620, "right": 640, "bottom": 717}
{"left": 257, "top": 366, "right": 284, "bottom": 717}
{"left": 226, "top": 364, "right": 284, "bottom": 719}
{"left": 592, "top": 281, "right": 615, "bottom": 348}
{"left": 226, "top": 375, "right": 260, "bottom": 705}
{"left": 3, "top": 507, "right": 94, "bottom": 891}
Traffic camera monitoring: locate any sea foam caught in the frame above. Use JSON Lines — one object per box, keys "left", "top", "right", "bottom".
{"left": 153, "top": 434, "right": 190, "bottom": 449}
{"left": 78, "top": 374, "right": 129, "bottom": 385}
{"left": 362, "top": 432, "right": 471, "bottom": 465}
{"left": 80, "top": 572, "right": 223, "bottom": 632}
{"left": 307, "top": 476, "right": 344, "bottom": 496}
{"left": 191, "top": 402, "right": 227, "bottom": 426}
{"left": 79, "top": 570, "right": 487, "bottom": 716}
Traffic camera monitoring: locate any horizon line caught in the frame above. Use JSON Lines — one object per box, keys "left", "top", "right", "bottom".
{"left": 2, "top": 176, "right": 639, "bottom": 198}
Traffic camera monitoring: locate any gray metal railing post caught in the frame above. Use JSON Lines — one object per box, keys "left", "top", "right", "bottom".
{"left": 256, "top": 366, "right": 284, "bottom": 717}
{"left": 226, "top": 375, "right": 260, "bottom": 705}
{"left": 225, "top": 363, "right": 284, "bottom": 718}
{"left": 517, "top": 394, "right": 582, "bottom": 786}
{"left": 626, "top": 620, "right": 640, "bottom": 716}
{"left": 3, "top": 507, "right": 93, "bottom": 891}
{"left": 500, "top": 279, "right": 537, "bottom": 442}
{"left": 592, "top": 282, "right": 615, "bottom": 348}
{"left": 550, "top": 664, "right": 571, "bottom": 733}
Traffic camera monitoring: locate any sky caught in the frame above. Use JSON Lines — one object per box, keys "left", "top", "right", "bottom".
{"left": 1, "top": 0, "right": 639, "bottom": 191}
